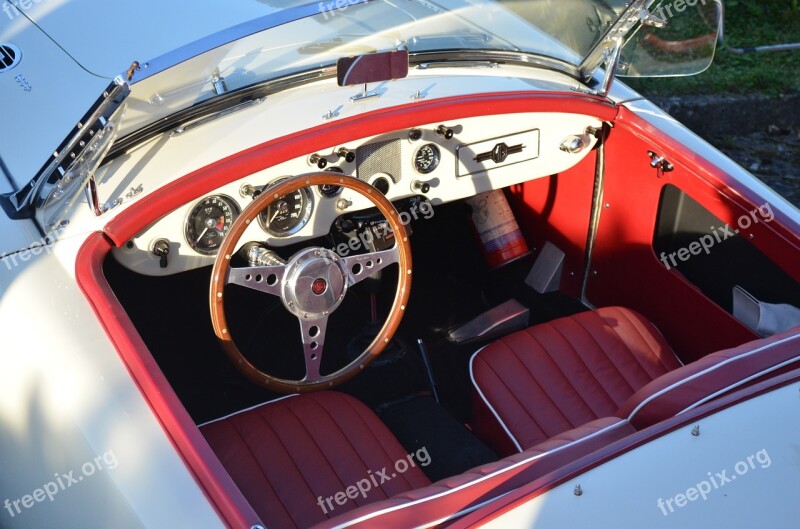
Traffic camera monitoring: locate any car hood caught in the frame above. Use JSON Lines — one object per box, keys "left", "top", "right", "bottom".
{"left": 19, "top": 0, "right": 304, "bottom": 78}
{"left": 0, "top": 0, "right": 304, "bottom": 191}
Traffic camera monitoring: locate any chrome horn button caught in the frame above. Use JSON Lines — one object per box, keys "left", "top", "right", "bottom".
{"left": 282, "top": 248, "right": 347, "bottom": 319}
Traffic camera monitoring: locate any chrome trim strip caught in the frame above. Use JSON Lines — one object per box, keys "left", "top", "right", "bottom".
{"left": 0, "top": 78, "right": 129, "bottom": 221}
{"left": 129, "top": 1, "right": 378, "bottom": 84}
{"left": 418, "top": 50, "right": 578, "bottom": 78}
{"left": 170, "top": 97, "right": 266, "bottom": 137}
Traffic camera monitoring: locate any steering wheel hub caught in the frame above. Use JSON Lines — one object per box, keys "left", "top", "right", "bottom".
{"left": 282, "top": 247, "right": 347, "bottom": 319}
{"left": 210, "top": 173, "right": 412, "bottom": 392}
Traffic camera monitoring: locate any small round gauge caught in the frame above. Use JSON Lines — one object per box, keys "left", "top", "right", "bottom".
{"left": 185, "top": 195, "right": 241, "bottom": 255}
{"left": 259, "top": 181, "right": 315, "bottom": 237}
{"left": 414, "top": 143, "right": 440, "bottom": 174}
{"left": 319, "top": 166, "right": 344, "bottom": 198}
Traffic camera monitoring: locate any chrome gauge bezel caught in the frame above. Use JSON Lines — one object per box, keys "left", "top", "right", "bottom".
{"left": 258, "top": 178, "right": 315, "bottom": 237}
{"left": 318, "top": 166, "right": 345, "bottom": 197}
{"left": 184, "top": 194, "right": 241, "bottom": 256}
{"left": 413, "top": 143, "right": 441, "bottom": 174}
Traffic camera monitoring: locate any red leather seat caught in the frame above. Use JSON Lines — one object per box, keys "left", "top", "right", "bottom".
{"left": 200, "top": 391, "right": 430, "bottom": 529}
{"left": 310, "top": 416, "right": 634, "bottom": 529}
{"left": 470, "top": 306, "right": 682, "bottom": 454}
{"left": 200, "top": 318, "right": 798, "bottom": 529}
{"left": 617, "top": 327, "right": 800, "bottom": 428}
{"left": 309, "top": 327, "right": 800, "bottom": 529}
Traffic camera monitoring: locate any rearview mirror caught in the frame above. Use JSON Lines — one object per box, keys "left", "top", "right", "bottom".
{"left": 618, "top": 0, "right": 722, "bottom": 77}
{"left": 337, "top": 49, "right": 409, "bottom": 86}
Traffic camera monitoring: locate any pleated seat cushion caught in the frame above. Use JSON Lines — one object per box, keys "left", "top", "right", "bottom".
{"left": 471, "top": 306, "right": 681, "bottom": 454}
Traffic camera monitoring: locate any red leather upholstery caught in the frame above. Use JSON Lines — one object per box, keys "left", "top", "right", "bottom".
{"left": 201, "top": 392, "right": 430, "bottom": 529}
{"left": 308, "top": 324, "right": 800, "bottom": 529}
{"left": 471, "top": 307, "right": 681, "bottom": 454}
{"left": 200, "top": 309, "right": 798, "bottom": 529}
{"left": 311, "top": 417, "right": 634, "bottom": 529}
{"left": 619, "top": 328, "right": 800, "bottom": 428}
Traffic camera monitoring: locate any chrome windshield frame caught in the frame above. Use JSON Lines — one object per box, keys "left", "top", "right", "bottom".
{"left": 578, "top": 0, "right": 652, "bottom": 82}
{"left": 108, "top": 48, "right": 580, "bottom": 160}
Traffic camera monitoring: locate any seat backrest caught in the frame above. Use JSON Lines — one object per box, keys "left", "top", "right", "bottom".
{"left": 617, "top": 328, "right": 800, "bottom": 429}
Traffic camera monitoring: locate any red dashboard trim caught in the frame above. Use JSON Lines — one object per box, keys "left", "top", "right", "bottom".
{"left": 76, "top": 88, "right": 800, "bottom": 528}
{"left": 105, "top": 91, "right": 618, "bottom": 245}
{"left": 82, "top": 91, "right": 617, "bottom": 528}
{"left": 75, "top": 232, "right": 262, "bottom": 529}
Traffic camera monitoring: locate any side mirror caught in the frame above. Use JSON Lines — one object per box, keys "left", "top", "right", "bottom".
{"left": 618, "top": 0, "right": 723, "bottom": 77}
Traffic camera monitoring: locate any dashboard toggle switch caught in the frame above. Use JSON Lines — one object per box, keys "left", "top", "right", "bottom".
{"left": 309, "top": 154, "right": 328, "bottom": 169}
{"left": 336, "top": 148, "right": 356, "bottom": 163}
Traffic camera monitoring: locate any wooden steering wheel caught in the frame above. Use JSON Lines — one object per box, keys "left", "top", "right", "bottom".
{"left": 210, "top": 173, "right": 412, "bottom": 393}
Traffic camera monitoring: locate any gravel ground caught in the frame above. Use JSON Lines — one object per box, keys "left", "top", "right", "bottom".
{"left": 710, "top": 127, "right": 800, "bottom": 208}
{"left": 651, "top": 94, "right": 800, "bottom": 209}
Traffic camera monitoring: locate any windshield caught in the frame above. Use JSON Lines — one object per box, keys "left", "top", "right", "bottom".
{"left": 119, "top": 0, "right": 633, "bottom": 135}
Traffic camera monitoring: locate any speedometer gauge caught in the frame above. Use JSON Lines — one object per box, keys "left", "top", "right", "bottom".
{"left": 185, "top": 195, "right": 241, "bottom": 255}
{"left": 414, "top": 143, "right": 440, "bottom": 174}
{"left": 259, "top": 181, "right": 314, "bottom": 237}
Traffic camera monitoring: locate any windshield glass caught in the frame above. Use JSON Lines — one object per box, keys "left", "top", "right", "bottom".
{"left": 120, "top": 0, "right": 633, "bottom": 135}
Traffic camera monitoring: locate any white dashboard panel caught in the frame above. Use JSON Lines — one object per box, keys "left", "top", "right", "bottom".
{"left": 112, "top": 111, "right": 600, "bottom": 275}
{"left": 456, "top": 128, "right": 541, "bottom": 177}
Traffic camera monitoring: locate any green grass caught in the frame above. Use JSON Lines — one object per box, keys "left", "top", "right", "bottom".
{"left": 626, "top": 0, "right": 800, "bottom": 96}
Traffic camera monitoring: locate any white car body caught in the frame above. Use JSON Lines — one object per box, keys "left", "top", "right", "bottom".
{"left": 1, "top": 1, "right": 798, "bottom": 528}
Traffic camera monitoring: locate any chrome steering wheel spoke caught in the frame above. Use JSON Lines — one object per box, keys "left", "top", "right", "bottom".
{"left": 298, "top": 315, "right": 328, "bottom": 382}
{"left": 227, "top": 264, "right": 286, "bottom": 297}
{"left": 210, "top": 172, "right": 412, "bottom": 393}
{"left": 342, "top": 246, "right": 399, "bottom": 286}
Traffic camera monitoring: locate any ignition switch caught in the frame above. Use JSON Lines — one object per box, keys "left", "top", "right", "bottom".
{"left": 152, "top": 239, "right": 170, "bottom": 269}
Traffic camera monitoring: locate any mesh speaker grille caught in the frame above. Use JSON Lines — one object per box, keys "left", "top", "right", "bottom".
{"left": 356, "top": 139, "right": 402, "bottom": 183}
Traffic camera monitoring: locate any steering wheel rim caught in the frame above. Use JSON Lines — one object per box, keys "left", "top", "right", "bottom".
{"left": 210, "top": 173, "right": 412, "bottom": 393}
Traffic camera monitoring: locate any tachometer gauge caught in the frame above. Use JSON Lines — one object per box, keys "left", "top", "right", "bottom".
{"left": 185, "top": 195, "right": 241, "bottom": 255}
{"left": 414, "top": 143, "right": 440, "bottom": 174}
{"left": 259, "top": 181, "right": 314, "bottom": 237}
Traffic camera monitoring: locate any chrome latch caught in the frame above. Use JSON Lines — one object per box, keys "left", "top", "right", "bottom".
{"left": 561, "top": 135, "right": 591, "bottom": 154}
{"left": 648, "top": 151, "right": 674, "bottom": 176}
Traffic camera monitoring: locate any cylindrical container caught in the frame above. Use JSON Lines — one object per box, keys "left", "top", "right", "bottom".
{"left": 466, "top": 190, "right": 530, "bottom": 269}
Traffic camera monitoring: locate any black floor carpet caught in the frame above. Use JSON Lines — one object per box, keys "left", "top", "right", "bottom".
{"left": 378, "top": 395, "right": 497, "bottom": 482}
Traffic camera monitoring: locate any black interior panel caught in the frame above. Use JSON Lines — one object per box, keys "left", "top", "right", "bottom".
{"left": 653, "top": 184, "right": 800, "bottom": 312}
